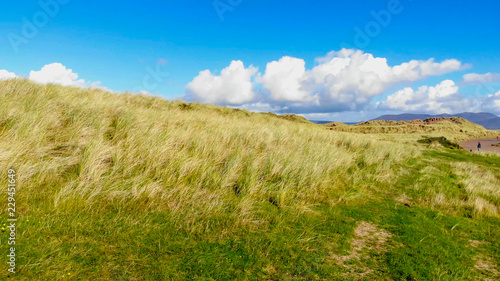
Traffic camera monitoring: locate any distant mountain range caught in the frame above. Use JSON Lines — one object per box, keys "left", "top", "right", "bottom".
{"left": 371, "top": 112, "right": 500, "bottom": 130}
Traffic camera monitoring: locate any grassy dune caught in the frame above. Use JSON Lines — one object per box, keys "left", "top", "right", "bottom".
{"left": 0, "top": 79, "right": 499, "bottom": 280}
{"left": 326, "top": 119, "right": 499, "bottom": 143}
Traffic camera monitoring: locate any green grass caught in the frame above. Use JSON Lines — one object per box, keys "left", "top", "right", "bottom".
{"left": 0, "top": 79, "right": 499, "bottom": 280}
{"left": 417, "top": 136, "right": 463, "bottom": 150}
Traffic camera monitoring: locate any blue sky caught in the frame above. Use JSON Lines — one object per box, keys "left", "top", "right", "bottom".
{"left": 1, "top": 0, "right": 499, "bottom": 121}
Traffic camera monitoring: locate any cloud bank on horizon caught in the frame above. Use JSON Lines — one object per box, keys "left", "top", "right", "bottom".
{"left": 1, "top": 49, "right": 500, "bottom": 117}
{"left": 184, "top": 49, "right": 499, "bottom": 116}
{"left": 1, "top": 62, "right": 110, "bottom": 92}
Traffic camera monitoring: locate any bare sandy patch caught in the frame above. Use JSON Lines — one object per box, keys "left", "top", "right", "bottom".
{"left": 459, "top": 138, "right": 500, "bottom": 155}
{"left": 468, "top": 240, "right": 488, "bottom": 248}
{"left": 329, "top": 221, "right": 392, "bottom": 279}
{"left": 474, "top": 255, "right": 499, "bottom": 280}
{"left": 467, "top": 240, "right": 499, "bottom": 280}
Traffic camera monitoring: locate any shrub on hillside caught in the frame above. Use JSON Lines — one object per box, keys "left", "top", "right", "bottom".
{"left": 418, "top": 136, "right": 463, "bottom": 149}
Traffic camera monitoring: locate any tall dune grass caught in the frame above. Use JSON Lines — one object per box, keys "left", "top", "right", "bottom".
{"left": 1, "top": 79, "right": 499, "bottom": 280}
{"left": 0, "top": 79, "right": 417, "bottom": 227}
{"left": 326, "top": 119, "right": 498, "bottom": 142}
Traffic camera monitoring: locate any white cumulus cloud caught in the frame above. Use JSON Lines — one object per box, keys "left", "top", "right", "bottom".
{"left": 186, "top": 60, "right": 258, "bottom": 105}
{"left": 462, "top": 72, "right": 500, "bottom": 85}
{"left": 0, "top": 63, "right": 111, "bottom": 92}
{"left": 376, "top": 80, "right": 480, "bottom": 114}
{"left": 482, "top": 90, "right": 500, "bottom": 114}
{"left": 0, "top": 69, "right": 17, "bottom": 80}
{"left": 29, "top": 63, "right": 87, "bottom": 87}
{"left": 184, "top": 49, "right": 468, "bottom": 113}
{"left": 259, "top": 56, "right": 314, "bottom": 103}
{"left": 264, "top": 49, "right": 468, "bottom": 112}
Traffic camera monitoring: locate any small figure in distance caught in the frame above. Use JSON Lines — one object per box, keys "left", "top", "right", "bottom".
{"left": 477, "top": 142, "right": 481, "bottom": 152}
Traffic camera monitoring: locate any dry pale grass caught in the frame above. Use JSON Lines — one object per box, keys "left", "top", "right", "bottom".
{"left": 429, "top": 191, "right": 499, "bottom": 218}
{"left": 454, "top": 162, "right": 500, "bottom": 198}
{"left": 0, "top": 79, "right": 419, "bottom": 231}
{"left": 454, "top": 162, "right": 500, "bottom": 217}
{"left": 408, "top": 159, "right": 500, "bottom": 218}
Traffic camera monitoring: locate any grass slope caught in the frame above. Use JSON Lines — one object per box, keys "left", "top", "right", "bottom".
{"left": 326, "top": 118, "right": 499, "bottom": 143}
{"left": 0, "top": 79, "right": 499, "bottom": 280}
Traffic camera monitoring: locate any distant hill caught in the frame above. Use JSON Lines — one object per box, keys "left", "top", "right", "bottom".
{"left": 371, "top": 112, "right": 500, "bottom": 130}
{"left": 310, "top": 120, "right": 358, "bottom": 125}
{"left": 325, "top": 117, "right": 496, "bottom": 141}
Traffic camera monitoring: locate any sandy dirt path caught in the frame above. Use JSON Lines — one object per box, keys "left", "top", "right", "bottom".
{"left": 459, "top": 138, "right": 500, "bottom": 155}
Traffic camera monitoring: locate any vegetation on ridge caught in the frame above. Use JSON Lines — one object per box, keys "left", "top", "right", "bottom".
{"left": 0, "top": 79, "right": 499, "bottom": 280}
{"left": 325, "top": 117, "right": 498, "bottom": 142}
{"left": 417, "top": 136, "right": 463, "bottom": 150}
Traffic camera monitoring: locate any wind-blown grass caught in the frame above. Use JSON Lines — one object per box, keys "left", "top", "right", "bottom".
{"left": 0, "top": 79, "right": 499, "bottom": 280}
